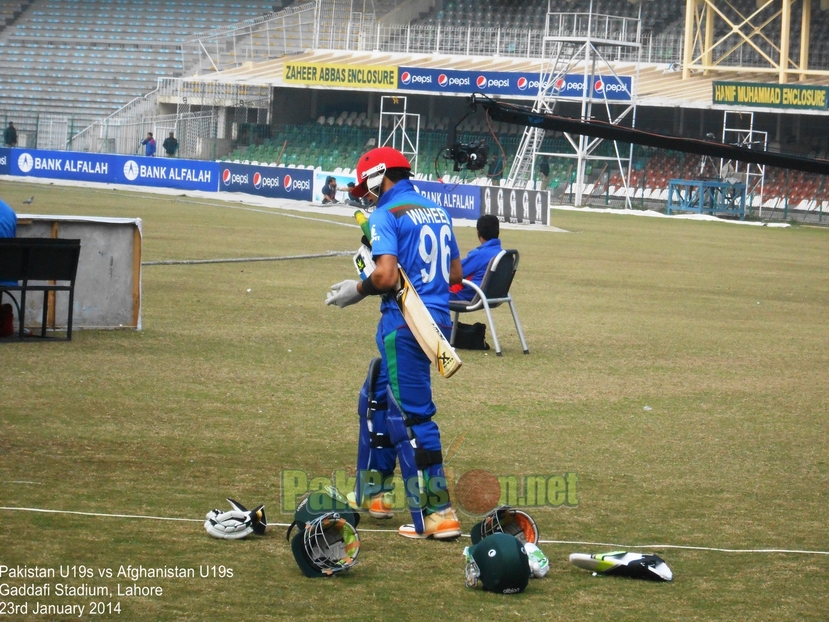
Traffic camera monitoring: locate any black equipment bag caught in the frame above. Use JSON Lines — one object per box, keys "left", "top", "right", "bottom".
{"left": 454, "top": 322, "right": 490, "bottom": 350}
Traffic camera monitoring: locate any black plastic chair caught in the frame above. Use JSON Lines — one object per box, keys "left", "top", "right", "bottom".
{"left": 449, "top": 249, "right": 528, "bottom": 356}
{"left": 0, "top": 238, "right": 82, "bottom": 340}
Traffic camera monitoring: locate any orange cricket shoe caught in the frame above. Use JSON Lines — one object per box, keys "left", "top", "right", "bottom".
{"left": 346, "top": 491, "right": 394, "bottom": 519}
{"left": 398, "top": 506, "right": 461, "bottom": 540}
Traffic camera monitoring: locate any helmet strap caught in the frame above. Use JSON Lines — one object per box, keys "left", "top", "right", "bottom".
{"left": 464, "top": 546, "right": 481, "bottom": 587}
{"left": 361, "top": 162, "right": 387, "bottom": 203}
{"left": 364, "top": 177, "right": 386, "bottom": 206}
{"left": 465, "top": 560, "right": 480, "bottom": 588}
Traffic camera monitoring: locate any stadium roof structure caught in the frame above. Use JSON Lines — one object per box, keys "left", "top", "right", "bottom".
{"left": 182, "top": 49, "right": 829, "bottom": 116}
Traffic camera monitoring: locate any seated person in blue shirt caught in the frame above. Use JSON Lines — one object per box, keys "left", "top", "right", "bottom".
{"left": 1, "top": 198, "right": 18, "bottom": 336}
{"left": 321, "top": 176, "right": 339, "bottom": 204}
{"left": 449, "top": 214, "right": 502, "bottom": 302}
{"left": 345, "top": 181, "right": 369, "bottom": 207}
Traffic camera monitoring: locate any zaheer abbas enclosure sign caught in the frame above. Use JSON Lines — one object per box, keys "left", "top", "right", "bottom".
{"left": 713, "top": 81, "right": 828, "bottom": 111}
{"left": 283, "top": 62, "right": 397, "bottom": 89}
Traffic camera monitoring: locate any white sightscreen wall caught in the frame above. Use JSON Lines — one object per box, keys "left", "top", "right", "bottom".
{"left": 17, "top": 215, "right": 142, "bottom": 330}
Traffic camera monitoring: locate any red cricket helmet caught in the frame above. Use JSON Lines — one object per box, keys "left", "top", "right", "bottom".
{"left": 351, "top": 147, "right": 412, "bottom": 199}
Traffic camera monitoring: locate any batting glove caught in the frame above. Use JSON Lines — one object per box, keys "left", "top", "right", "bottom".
{"left": 326, "top": 280, "right": 365, "bottom": 308}
{"left": 524, "top": 542, "right": 550, "bottom": 578}
{"left": 204, "top": 509, "right": 254, "bottom": 540}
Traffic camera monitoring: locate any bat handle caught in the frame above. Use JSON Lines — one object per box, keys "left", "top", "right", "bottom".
{"left": 354, "top": 210, "right": 371, "bottom": 239}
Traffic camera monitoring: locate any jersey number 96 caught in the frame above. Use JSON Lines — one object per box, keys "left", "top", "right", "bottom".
{"left": 419, "top": 224, "right": 452, "bottom": 284}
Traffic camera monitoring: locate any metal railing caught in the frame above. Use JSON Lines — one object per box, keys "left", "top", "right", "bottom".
{"left": 156, "top": 77, "right": 271, "bottom": 109}
{"left": 180, "top": 6, "right": 645, "bottom": 66}
{"left": 545, "top": 11, "right": 640, "bottom": 46}
{"left": 178, "top": 1, "right": 829, "bottom": 73}
{"left": 359, "top": 23, "right": 547, "bottom": 58}
{"left": 181, "top": 2, "right": 318, "bottom": 75}
{"left": 68, "top": 88, "right": 162, "bottom": 154}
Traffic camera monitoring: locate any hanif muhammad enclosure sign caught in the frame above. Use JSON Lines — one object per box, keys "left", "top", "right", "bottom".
{"left": 283, "top": 62, "right": 397, "bottom": 89}
{"left": 713, "top": 81, "right": 828, "bottom": 111}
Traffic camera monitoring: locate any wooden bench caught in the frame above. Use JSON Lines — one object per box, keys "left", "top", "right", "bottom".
{"left": 0, "top": 238, "right": 82, "bottom": 340}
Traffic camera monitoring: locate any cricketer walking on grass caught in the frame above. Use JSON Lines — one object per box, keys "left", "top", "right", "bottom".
{"left": 326, "top": 147, "right": 464, "bottom": 539}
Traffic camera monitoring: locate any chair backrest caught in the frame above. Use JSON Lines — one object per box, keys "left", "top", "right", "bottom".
{"left": 479, "top": 249, "right": 519, "bottom": 301}
{"left": 0, "top": 238, "right": 81, "bottom": 282}
{"left": 26, "top": 241, "right": 81, "bottom": 281}
{"left": 0, "top": 243, "right": 27, "bottom": 280}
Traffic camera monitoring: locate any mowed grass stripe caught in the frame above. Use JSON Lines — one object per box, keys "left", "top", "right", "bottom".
{"left": 1, "top": 181, "right": 827, "bottom": 621}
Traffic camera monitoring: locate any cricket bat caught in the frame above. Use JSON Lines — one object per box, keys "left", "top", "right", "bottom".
{"left": 353, "top": 210, "right": 462, "bottom": 379}
{"left": 569, "top": 551, "right": 673, "bottom": 581}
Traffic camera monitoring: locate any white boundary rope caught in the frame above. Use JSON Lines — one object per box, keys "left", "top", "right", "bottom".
{"left": 536, "top": 539, "right": 829, "bottom": 555}
{"left": 1, "top": 506, "right": 201, "bottom": 523}
{"left": 2, "top": 506, "right": 827, "bottom": 555}
{"left": 142, "top": 250, "right": 352, "bottom": 266}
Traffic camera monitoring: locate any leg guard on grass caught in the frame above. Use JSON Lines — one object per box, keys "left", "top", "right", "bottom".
{"left": 385, "top": 392, "right": 448, "bottom": 534}
{"left": 410, "top": 419, "right": 451, "bottom": 514}
{"left": 354, "top": 357, "right": 395, "bottom": 505}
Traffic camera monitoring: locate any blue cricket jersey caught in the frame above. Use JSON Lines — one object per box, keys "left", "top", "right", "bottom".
{"left": 451, "top": 237, "right": 503, "bottom": 301}
{"left": 0, "top": 199, "right": 17, "bottom": 287}
{"left": 368, "top": 179, "right": 460, "bottom": 323}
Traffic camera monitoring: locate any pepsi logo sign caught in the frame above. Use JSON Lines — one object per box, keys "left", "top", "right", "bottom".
{"left": 255, "top": 172, "right": 280, "bottom": 189}
{"left": 476, "top": 76, "right": 487, "bottom": 89}
{"left": 594, "top": 80, "right": 604, "bottom": 93}
{"left": 438, "top": 74, "right": 448, "bottom": 87}
{"left": 600, "top": 81, "right": 629, "bottom": 93}
{"left": 223, "top": 170, "right": 249, "bottom": 186}
{"left": 565, "top": 80, "right": 587, "bottom": 91}
{"left": 517, "top": 77, "right": 528, "bottom": 90}
{"left": 282, "top": 174, "right": 310, "bottom": 193}
{"left": 401, "top": 73, "right": 431, "bottom": 85}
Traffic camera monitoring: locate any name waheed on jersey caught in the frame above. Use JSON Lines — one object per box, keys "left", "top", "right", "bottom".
{"left": 398, "top": 205, "right": 452, "bottom": 225}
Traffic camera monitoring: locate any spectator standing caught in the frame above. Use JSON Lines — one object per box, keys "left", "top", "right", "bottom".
{"left": 162, "top": 132, "right": 178, "bottom": 157}
{"left": 538, "top": 156, "right": 550, "bottom": 190}
{"left": 141, "top": 132, "right": 156, "bottom": 157}
{"left": 4, "top": 122, "right": 18, "bottom": 147}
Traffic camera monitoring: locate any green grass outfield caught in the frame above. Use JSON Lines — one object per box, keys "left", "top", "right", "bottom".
{"left": 1, "top": 179, "right": 828, "bottom": 621}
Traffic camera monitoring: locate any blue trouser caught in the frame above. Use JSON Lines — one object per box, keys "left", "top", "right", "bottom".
{"left": 355, "top": 311, "right": 451, "bottom": 531}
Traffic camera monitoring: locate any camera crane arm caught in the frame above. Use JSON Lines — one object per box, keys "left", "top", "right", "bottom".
{"left": 472, "top": 93, "right": 829, "bottom": 176}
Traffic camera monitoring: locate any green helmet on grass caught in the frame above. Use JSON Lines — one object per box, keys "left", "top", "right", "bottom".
{"left": 464, "top": 532, "right": 531, "bottom": 594}
{"left": 291, "top": 512, "right": 361, "bottom": 578}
